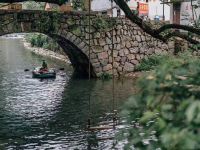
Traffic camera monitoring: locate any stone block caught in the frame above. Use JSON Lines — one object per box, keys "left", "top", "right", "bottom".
{"left": 103, "top": 64, "right": 112, "bottom": 71}
{"left": 119, "top": 49, "right": 124, "bottom": 56}
{"left": 92, "top": 46, "right": 103, "bottom": 53}
{"left": 137, "top": 31, "right": 141, "bottom": 35}
{"left": 117, "top": 66, "right": 122, "bottom": 72}
{"left": 126, "top": 41, "right": 132, "bottom": 48}
{"left": 100, "top": 59, "right": 108, "bottom": 66}
{"left": 98, "top": 52, "right": 108, "bottom": 60}
{"left": 91, "top": 58, "right": 99, "bottom": 63}
{"left": 82, "top": 45, "right": 89, "bottom": 53}
{"left": 79, "top": 42, "right": 86, "bottom": 49}
{"left": 141, "top": 36, "right": 145, "bottom": 41}
{"left": 106, "top": 37, "right": 112, "bottom": 44}
{"left": 95, "top": 32, "right": 101, "bottom": 38}
{"left": 113, "top": 51, "right": 118, "bottom": 57}
{"left": 136, "top": 54, "right": 141, "bottom": 60}
{"left": 93, "top": 62, "right": 101, "bottom": 68}
{"left": 124, "top": 62, "right": 134, "bottom": 72}
{"left": 117, "top": 36, "right": 121, "bottom": 43}
{"left": 74, "top": 38, "right": 81, "bottom": 45}
{"left": 116, "top": 44, "right": 121, "bottom": 50}
{"left": 131, "top": 59, "right": 139, "bottom": 65}
{"left": 140, "top": 54, "right": 144, "bottom": 60}
{"left": 95, "top": 67, "right": 102, "bottom": 73}
{"left": 94, "top": 39, "right": 98, "bottom": 45}
{"left": 146, "top": 48, "right": 154, "bottom": 55}
{"left": 104, "top": 45, "right": 109, "bottom": 51}
{"left": 130, "top": 48, "right": 139, "bottom": 54}
{"left": 70, "top": 35, "right": 77, "bottom": 42}
{"left": 99, "top": 38, "right": 106, "bottom": 46}
{"left": 121, "top": 56, "right": 127, "bottom": 64}
{"left": 132, "top": 41, "right": 139, "bottom": 47}
{"left": 155, "top": 49, "right": 162, "bottom": 54}
{"left": 168, "top": 41, "right": 174, "bottom": 49}
{"left": 124, "top": 49, "right": 129, "bottom": 55}
{"left": 109, "top": 56, "right": 112, "bottom": 63}
{"left": 136, "top": 35, "right": 141, "bottom": 42}
{"left": 106, "top": 32, "right": 111, "bottom": 38}
{"left": 115, "top": 56, "right": 121, "bottom": 62}
{"left": 117, "top": 30, "right": 121, "bottom": 35}
{"left": 157, "top": 42, "right": 162, "bottom": 48}
{"left": 90, "top": 53, "right": 97, "bottom": 59}
{"left": 114, "top": 62, "right": 119, "bottom": 68}
{"left": 113, "top": 30, "right": 116, "bottom": 36}
{"left": 140, "top": 47, "right": 146, "bottom": 54}
{"left": 127, "top": 54, "right": 135, "bottom": 60}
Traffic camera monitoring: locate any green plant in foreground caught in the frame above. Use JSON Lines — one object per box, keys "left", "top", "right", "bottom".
{"left": 135, "top": 54, "right": 170, "bottom": 71}
{"left": 120, "top": 52, "right": 200, "bottom": 149}
{"left": 99, "top": 73, "right": 112, "bottom": 80}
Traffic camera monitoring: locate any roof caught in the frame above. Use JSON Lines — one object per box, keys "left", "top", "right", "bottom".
{"left": 45, "top": 3, "right": 59, "bottom": 9}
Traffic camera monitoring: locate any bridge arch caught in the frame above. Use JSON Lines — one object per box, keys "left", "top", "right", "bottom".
{"left": 0, "top": 10, "right": 96, "bottom": 78}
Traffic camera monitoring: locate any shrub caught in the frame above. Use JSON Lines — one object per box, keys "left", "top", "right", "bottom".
{"left": 135, "top": 54, "right": 170, "bottom": 71}
{"left": 120, "top": 52, "right": 200, "bottom": 149}
{"left": 99, "top": 73, "right": 112, "bottom": 80}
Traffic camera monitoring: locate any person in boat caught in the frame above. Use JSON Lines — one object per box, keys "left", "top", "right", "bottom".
{"left": 39, "top": 60, "right": 48, "bottom": 72}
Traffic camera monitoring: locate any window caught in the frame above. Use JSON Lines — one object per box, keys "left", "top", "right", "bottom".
{"left": 117, "top": 9, "right": 121, "bottom": 17}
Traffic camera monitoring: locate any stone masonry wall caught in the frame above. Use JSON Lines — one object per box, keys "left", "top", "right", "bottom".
{"left": 81, "top": 18, "right": 174, "bottom": 77}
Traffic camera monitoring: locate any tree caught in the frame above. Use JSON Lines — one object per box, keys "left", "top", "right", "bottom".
{"left": 72, "top": 0, "right": 84, "bottom": 10}
{"left": 23, "top": 1, "right": 45, "bottom": 10}
{"left": 1, "top": 0, "right": 200, "bottom": 44}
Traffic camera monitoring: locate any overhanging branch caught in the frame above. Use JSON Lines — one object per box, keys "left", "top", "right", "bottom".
{"left": 114, "top": 0, "right": 200, "bottom": 44}
{"left": 156, "top": 24, "right": 200, "bottom": 35}
{"left": 163, "top": 31, "right": 199, "bottom": 44}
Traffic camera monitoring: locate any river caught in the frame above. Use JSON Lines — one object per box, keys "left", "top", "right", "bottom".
{"left": 0, "top": 37, "right": 136, "bottom": 149}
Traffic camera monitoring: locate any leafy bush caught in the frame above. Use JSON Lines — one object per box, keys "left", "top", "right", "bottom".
{"left": 120, "top": 52, "right": 200, "bottom": 149}
{"left": 135, "top": 54, "right": 170, "bottom": 71}
{"left": 99, "top": 73, "right": 112, "bottom": 80}
{"left": 93, "top": 17, "right": 116, "bottom": 32}
{"left": 25, "top": 33, "right": 64, "bottom": 55}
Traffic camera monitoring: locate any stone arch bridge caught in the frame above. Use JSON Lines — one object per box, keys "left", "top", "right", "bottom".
{"left": 0, "top": 10, "right": 174, "bottom": 77}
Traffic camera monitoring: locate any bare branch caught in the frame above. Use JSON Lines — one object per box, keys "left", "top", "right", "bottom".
{"left": 114, "top": 0, "right": 200, "bottom": 44}
{"left": 156, "top": 24, "right": 200, "bottom": 35}
{"left": 163, "top": 31, "right": 199, "bottom": 44}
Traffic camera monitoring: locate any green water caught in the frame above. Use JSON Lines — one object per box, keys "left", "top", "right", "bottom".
{"left": 0, "top": 37, "right": 136, "bottom": 149}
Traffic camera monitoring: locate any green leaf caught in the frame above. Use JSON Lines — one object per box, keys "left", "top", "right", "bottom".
{"left": 186, "top": 101, "right": 199, "bottom": 122}
{"left": 139, "top": 111, "right": 155, "bottom": 123}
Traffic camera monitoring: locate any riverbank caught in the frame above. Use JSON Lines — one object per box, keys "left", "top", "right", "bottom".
{"left": 22, "top": 38, "right": 70, "bottom": 63}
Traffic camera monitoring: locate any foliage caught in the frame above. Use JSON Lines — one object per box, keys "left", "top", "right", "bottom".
{"left": 93, "top": 17, "right": 116, "bottom": 32}
{"left": 135, "top": 54, "right": 170, "bottom": 71}
{"left": 25, "top": 33, "right": 64, "bottom": 54}
{"left": 72, "top": 0, "right": 85, "bottom": 10}
{"left": 120, "top": 52, "right": 200, "bottom": 149}
{"left": 99, "top": 73, "right": 112, "bottom": 80}
{"left": 22, "top": 1, "right": 45, "bottom": 10}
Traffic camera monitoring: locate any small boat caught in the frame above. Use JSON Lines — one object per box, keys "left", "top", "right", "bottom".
{"left": 32, "top": 67, "right": 56, "bottom": 79}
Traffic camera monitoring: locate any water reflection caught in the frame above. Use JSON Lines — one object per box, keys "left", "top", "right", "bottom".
{"left": 0, "top": 38, "right": 137, "bottom": 149}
